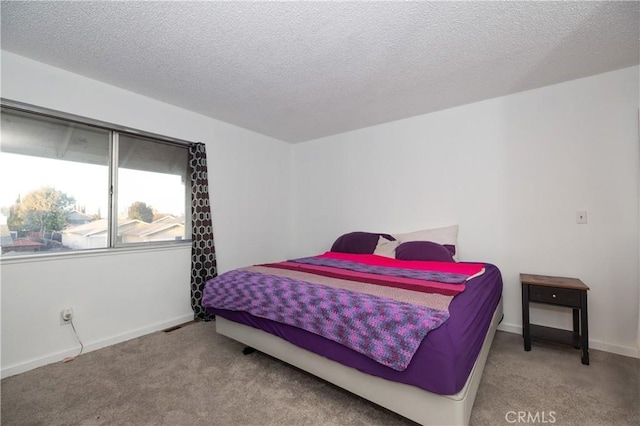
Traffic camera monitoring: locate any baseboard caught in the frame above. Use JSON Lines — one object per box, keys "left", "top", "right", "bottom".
{"left": 1, "top": 314, "right": 194, "bottom": 379}
{"left": 496, "top": 322, "right": 522, "bottom": 335}
{"left": 497, "top": 322, "right": 640, "bottom": 359}
{"left": 4, "top": 317, "right": 636, "bottom": 379}
{"left": 588, "top": 338, "right": 639, "bottom": 358}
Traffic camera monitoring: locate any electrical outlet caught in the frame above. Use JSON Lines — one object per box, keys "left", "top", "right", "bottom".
{"left": 60, "top": 308, "right": 73, "bottom": 325}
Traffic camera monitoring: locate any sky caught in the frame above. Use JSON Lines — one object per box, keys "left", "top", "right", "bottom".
{"left": 0, "top": 153, "right": 186, "bottom": 218}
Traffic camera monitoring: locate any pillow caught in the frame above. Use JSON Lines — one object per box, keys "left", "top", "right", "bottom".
{"left": 372, "top": 236, "right": 399, "bottom": 258}
{"left": 330, "top": 232, "right": 395, "bottom": 254}
{"left": 395, "top": 241, "right": 455, "bottom": 262}
{"left": 392, "top": 225, "right": 459, "bottom": 260}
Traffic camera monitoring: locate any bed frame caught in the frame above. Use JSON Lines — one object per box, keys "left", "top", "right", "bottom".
{"left": 216, "top": 297, "right": 502, "bottom": 425}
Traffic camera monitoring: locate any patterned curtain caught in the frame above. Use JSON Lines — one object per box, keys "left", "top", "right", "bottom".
{"left": 189, "top": 143, "right": 216, "bottom": 321}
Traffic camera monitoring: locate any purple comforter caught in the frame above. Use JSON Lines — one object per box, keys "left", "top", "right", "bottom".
{"left": 203, "top": 269, "right": 449, "bottom": 371}
{"left": 208, "top": 263, "right": 503, "bottom": 395}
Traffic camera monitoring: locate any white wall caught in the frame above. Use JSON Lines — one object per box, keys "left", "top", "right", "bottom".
{"left": 0, "top": 51, "right": 293, "bottom": 377}
{"left": 293, "top": 66, "right": 640, "bottom": 357}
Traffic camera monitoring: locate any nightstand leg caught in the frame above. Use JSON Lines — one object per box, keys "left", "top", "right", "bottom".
{"left": 522, "top": 284, "right": 531, "bottom": 351}
{"left": 581, "top": 292, "right": 589, "bottom": 365}
{"left": 572, "top": 308, "right": 580, "bottom": 349}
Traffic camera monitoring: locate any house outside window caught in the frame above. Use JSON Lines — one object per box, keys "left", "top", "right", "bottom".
{"left": 0, "top": 103, "right": 192, "bottom": 257}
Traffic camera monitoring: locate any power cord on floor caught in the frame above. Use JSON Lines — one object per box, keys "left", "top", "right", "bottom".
{"left": 62, "top": 318, "right": 84, "bottom": 363}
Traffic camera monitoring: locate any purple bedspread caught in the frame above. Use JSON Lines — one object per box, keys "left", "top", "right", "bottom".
{"left": 203, "top": 269, "right": 449, "bottom": 371}
{"left": 208, "top": 263, "right": 502, "bottom": 395}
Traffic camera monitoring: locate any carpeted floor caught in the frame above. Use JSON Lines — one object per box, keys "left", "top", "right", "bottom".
{"left": 1, "top": 323, "right": 638, "bottom": 425}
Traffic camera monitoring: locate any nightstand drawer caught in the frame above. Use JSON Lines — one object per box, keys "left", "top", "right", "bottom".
{"left": 529, "top": 285, "right": 581, "bottom": 307}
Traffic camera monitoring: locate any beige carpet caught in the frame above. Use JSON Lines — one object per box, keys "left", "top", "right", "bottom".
{"left": 1, "top": 322, "right": 638, "bottom": 425}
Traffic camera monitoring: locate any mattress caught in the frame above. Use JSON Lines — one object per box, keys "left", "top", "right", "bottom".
{"left": 209, "top": 262, "right": 503, "bottom": 395}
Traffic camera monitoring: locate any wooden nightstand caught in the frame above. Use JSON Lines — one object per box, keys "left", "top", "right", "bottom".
{"left": 521, "top": 273, "right": 590, "bottom": 365}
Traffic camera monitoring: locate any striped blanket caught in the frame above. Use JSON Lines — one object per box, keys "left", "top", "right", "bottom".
{"left": 203, "top": 252, "right": 484, "bottom": 371}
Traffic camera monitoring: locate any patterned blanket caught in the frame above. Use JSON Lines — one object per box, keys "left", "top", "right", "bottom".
{"left": 203, "top": 253, "right": 485, "bottom": 371}
{"left": 268, "top": 252, "right": 484, "bottom": 296}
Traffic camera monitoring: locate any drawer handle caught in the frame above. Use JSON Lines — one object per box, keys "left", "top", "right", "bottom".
{"left": 552, "top": 294, "right": 557, "bottom": 298}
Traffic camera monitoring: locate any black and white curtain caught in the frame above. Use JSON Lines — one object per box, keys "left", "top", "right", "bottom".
{"left": 189, "top": 143, "right": 216, "bottom": 321}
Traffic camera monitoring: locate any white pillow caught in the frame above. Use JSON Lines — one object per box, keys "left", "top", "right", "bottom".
{"left": 392, "top": 225, "right": 459, "bottom": 260}
{"left": 372, "top": 236, "right": 399, "bottom": 258}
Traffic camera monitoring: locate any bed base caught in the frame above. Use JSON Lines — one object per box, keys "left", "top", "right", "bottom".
{"left": 216, "top": 297, "right": 502, "bottom": 426}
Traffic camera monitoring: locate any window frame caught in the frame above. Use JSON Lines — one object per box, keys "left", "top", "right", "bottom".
{"left": 1, "top": 98, "right": 194, "bottom": 261}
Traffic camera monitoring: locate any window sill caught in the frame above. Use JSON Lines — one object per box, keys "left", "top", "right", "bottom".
{"left": 0, "top": 241, "right": 192, "bottom": 265}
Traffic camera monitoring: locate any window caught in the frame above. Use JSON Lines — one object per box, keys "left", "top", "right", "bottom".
{"left": 116, "top": 134, "right": 189, "bottom": 244}
{"left": 0, "top": 103, "right": 192, "bottom": 257}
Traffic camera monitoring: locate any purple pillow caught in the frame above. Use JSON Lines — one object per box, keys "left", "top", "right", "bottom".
{"left": 395, "top": 241, "right": 455, "bottom": 262}
{"left": 443, "top": 244, "right": 456, "bottom": 258}
{"left": 330, "top": 232, "right": 395, "bottom": 254}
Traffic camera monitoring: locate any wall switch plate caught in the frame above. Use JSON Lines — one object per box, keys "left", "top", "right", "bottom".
{"left": 576, "top": 211, "right": 588, "bottom": 224}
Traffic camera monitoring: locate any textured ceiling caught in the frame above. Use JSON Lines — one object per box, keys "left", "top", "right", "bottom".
{"left": 1, "top": 1, "right": 638, "bottom": 143}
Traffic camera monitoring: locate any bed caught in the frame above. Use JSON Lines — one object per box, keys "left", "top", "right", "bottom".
{"left": 203, "top": 230, "right": 503, "bottom": 426}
